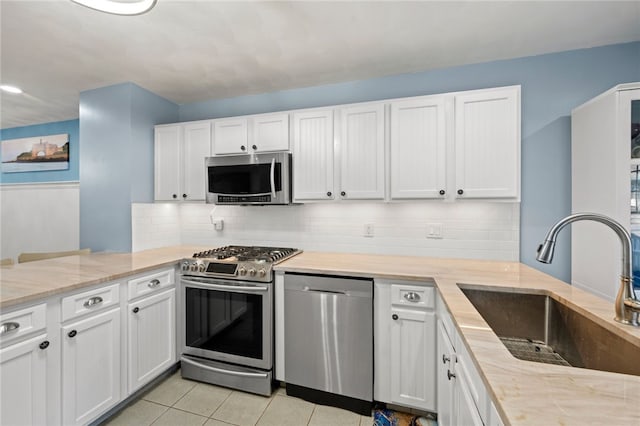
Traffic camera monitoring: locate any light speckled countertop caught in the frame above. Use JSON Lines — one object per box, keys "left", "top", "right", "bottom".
{"left": 0, "top": 246, "right": 207, "bottom": 308}
{"left": 274, "top": 251, "right": 640, "bottom": 426}
{"left": 1, "top": 247, "right": 638, "bottom": 425}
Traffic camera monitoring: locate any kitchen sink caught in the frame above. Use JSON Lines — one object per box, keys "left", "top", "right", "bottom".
{"left": 459, "top": 286, "right": 640, "bottom": 376}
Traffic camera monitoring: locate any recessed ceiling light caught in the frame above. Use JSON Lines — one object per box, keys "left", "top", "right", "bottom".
{"left": 0, "top": 85, "right": 23, "bottom": 94}
{"left": 70, "top": 0, "right": 157, "bottom": 16}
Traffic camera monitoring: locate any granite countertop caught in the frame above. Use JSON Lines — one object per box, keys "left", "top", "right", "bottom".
{"left": 1, "top": 247, "right": 639, "bottom": 424}
{"left": 274, "top": 251, "right": 640, "bottom": 426}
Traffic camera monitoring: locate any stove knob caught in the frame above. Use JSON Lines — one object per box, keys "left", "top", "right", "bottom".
{"left": 198, "top": 264, "right": 206, "bottom": 272}
{"left": 190, "top": 263, "right": 197, "bottom": 272}
{"left": 248, "top": 268, "right": 256, "bottom": 277}
{"left": 258, "top": 268, "right": 266, "bottom": 277}
{"left": 238, "top": 267, "right": 246, "bottom": 276}
{"left": 181, "top": 262, "right": 189, "bottom": 271}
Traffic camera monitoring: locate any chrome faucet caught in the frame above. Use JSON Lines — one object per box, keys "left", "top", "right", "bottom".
{"left": 536, "top": 212, "right": 640, "bottom": 327}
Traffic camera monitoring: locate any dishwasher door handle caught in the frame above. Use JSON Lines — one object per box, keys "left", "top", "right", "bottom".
{"left": 303, "top": 286, "right": 349, "bottom": 296}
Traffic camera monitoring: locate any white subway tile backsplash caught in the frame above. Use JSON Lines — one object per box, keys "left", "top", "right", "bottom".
{"left": 131, "top": 201, "right": 520, "bottom": 261}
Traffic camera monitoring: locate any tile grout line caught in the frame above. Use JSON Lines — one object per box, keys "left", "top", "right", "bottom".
{"left": 252, "top": 393, "right": 278, "bottom": 426}
{"left": 208, "top": 389, "right": 237, "bottom": 422}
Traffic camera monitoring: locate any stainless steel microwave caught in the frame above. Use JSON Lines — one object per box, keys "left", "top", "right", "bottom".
{"left": 205, "top": 152, "right": 292, "bottom": 205}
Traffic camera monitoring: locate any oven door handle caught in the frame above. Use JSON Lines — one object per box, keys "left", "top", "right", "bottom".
{"left": 270, "top": 157, "right": 276, "bottom": 198}
{"left": 181, "top": 278, "right": 268, "bottom": 292}
{"left": 181, "top": 356, "right": 269, "bottom": 378}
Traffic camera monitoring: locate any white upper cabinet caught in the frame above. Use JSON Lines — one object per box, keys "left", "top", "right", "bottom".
{"left": 213, "top": 112, "right": 289, "bottom": 155}
{"left": 339, "top": 103, "right": 386, "bottom": 200}
{"left": 454, "top": 86, "right": 520, "bottom": 199}
{"left": 154, "top": 125, "right": 182, "bottom": 201}
{"left": 154, "top": 120, "right": 211, "bottom": 201}
{"left": 390, "top": 96, "right": 447, "bottom": 199}
{"left": 292, "top": 109, "right": 335, "bottom": 202}
{"left": 183, "top": 121, "right": 212, "bottom": 201}
{"left": 212, "top": 118, "right": 248, "bottom": 155}
{"left": 252, "top": 113, "right": 290, "bottom": 152}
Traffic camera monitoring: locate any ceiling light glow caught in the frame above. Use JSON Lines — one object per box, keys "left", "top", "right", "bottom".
{"left": 0, "top": 85, "right": 23, "bottom": 94}
{"left": 70, "top": 0, "right": 157, "bottom": 16}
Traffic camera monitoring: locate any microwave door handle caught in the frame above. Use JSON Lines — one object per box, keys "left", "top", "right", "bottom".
{"left": 270, "top": 157, "right": 276, "bottom": 198}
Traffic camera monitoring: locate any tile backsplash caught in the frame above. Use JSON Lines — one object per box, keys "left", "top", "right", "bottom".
{"left": 132, "top": 201, "right": 520, "bottom": 261}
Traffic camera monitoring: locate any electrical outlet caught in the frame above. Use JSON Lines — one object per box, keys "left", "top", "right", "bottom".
{"left": 426, "top": 223, "right": 443, "bottom": 239}
{"left": 212, "top": 219, "right": 224, "bottom": 231}
{"left": 364, "top": 223, "right": 375, "bottom": 238}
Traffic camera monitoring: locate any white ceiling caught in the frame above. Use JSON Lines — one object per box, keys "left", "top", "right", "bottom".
{"left": 1, "top": 0, "right": 639, "bottom": 129}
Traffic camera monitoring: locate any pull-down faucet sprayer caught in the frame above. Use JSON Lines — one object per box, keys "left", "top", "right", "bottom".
{"left": 536, "top": 212, "right": 640, "bottom": 326}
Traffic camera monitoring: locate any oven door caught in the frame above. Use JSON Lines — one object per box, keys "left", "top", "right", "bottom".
{"left": 180, "top": 276, "right": 272, "bottom": 370}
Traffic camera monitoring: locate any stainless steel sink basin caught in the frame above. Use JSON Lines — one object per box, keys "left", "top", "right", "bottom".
{"left": 459, "top": 286, "right": 640, "bottom": 376}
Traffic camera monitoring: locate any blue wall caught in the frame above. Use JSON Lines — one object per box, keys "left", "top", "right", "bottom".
{"left": 79, "top": 83, "right": 178, "bottom": 252}
{"left": 0, "top": 119, "right": 80, "bottom": 184}
{"left": 180, "top": 42, "right": 640, "bottom": 283}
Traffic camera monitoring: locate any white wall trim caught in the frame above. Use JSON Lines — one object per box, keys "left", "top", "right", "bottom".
{"left": 0, "top": 181, "right": 80, "bottom": 190}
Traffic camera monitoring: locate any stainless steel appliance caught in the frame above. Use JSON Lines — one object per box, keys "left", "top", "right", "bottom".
{"left": 179, "top": 246, "right": 301, "bottom": 395}
{"left": 284, "top": 273, "right": 373, "bottom": 415}
{"left": 205, "top": 152, "right": 292, "bottom": 205}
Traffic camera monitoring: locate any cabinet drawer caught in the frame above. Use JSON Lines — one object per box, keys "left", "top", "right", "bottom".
{"left": 127, "top": 269, "right": 174, "bottom": 300}
{"left": 0, "top": 303, "right": 46, "bottom": 345}
{"left": 61, "top": 283, "right": 120, "bottom": 322}
{"left": 391, "top": 283, "right": 435, "bottom": 309}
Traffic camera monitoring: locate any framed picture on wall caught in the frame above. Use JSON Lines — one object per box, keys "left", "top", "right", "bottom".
{"left": 1, "top": 133, "right": 69, "bottom": 173}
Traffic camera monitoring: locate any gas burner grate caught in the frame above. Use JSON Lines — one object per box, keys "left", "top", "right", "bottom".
{"left": 192, "top": 246, "right": 299, "bottom": 263}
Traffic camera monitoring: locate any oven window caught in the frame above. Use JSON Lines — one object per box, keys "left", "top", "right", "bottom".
{"left": 185, "top": 288, "right": 263, "bottom": 360}
{"left": 208, "top": 163, "right": 282, "bottom": 195}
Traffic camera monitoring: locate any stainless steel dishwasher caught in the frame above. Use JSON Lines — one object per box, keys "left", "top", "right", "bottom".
{"left": 284, "top": 273, "right": 373, "bottom": 415}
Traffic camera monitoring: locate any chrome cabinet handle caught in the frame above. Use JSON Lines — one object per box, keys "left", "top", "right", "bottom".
{"left": 148, "top": 279, "right": 161, "bottom": 288}
{"left": 447, "top": 370, "right": 456, "bottom": 380}
{"left": 83, "top": 296, "right": 103, "bottom": 308}
{"left": 403, "top": 292, "right": 421, "bottom": 302}
{"left": 0, "top": 321, "right": 20, "bottom": 335}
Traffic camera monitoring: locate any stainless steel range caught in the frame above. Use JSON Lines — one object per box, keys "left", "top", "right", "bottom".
{"left": 179, "top": 246, "right": 301, "bottom": 396}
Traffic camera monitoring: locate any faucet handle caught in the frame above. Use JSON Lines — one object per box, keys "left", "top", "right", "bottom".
{"left": 624, "top": 298, "right": 640, "bottom": 312}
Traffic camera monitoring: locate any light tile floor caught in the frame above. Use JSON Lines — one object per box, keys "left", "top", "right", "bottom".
{"left": 105, "top": 370, "right": 374, "bottom": 426}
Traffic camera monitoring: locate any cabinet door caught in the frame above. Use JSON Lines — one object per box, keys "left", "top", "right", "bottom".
{"left": 183, "top": 121, "right": 211, "bottom": 201}
{"left": 154, "top": 125, "right": 182, "bottom": 201}
{"left": 62, "top": 308, "right": 121, "bottom": 426}
{"left": 455, "top": 366, "right": 485, "bottom": 426}
{"left": 213, "top": 118, "right": 249, "bottom": 155}
{"left": 454, "top": 86, "right": 520, "bottom": 199}
{"left": 436, "top": 320, "right": 455, "bottom": 426}
{"left": 292, "top": 109, "right": 335, "bottom": 201}
{"left": 389, "top": 308, "right": 436, "bottom": 411}
{"left": 339, "top": 104, "right": 385, "bottom": 200}
{"left": 128, "top": 288, "right": 176, "bottom": 392}
{"left": 252, "top": 113, "right": 289, "bottom": 152}
{"left": 0, "top": 333, "right": 48, "bottom": 426}
{"left": 390, "top": 96, "right": 447, "bottom": 199}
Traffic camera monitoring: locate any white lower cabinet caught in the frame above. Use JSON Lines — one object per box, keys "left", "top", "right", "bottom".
{"left": 0, "top": 333, "right": 48, "bottom": 426}
{"left": 437, "top": 319, "right": 483, "bottom": 425}
{"left": 374, "top": 280, "right": 436, "bottom": 411}
{"left": 436, "top": 292, "right": 499, "bottom": 426}
{"left": 128, "top": 288, "right": 176, "bottom": 392}
{"left": 61, "top": 307, "right": 121, "bottom": 426}
{"left": 436, "top": 320, "right": 455, "bottom": 426}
